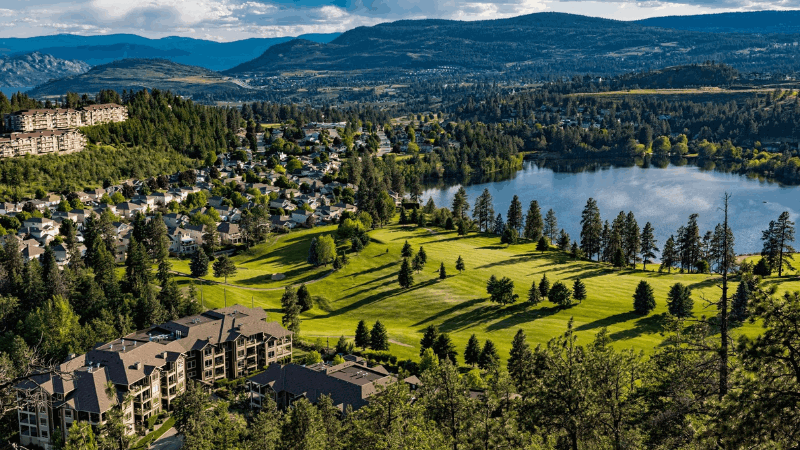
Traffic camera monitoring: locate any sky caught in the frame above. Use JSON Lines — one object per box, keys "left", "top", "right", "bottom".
{"left": 0, "top": 0, "right": 798, "bottom": 42}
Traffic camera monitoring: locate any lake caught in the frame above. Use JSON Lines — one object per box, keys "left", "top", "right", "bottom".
{"left": 422, "top": 161, "right": 800, "bottom": 255}
{"left": 0, "top": 87, "right": 32, "bottom": 97}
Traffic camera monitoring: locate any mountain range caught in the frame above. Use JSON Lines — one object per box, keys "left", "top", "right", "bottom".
{"left": 0, "top": 33, "right": 341, "bottom": 72}
{"left": 0, "top": 52, "right": 89, "bottom": 88}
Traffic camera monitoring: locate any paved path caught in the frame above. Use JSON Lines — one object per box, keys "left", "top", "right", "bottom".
{"left": 149, "top": 427, "right": 182, "bottom": 450}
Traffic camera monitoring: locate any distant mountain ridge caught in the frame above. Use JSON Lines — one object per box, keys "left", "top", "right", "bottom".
{"left": 0, "top": 52, "right": 90, "bottom": 88}
{"left": 28, "top": 58, "right": 251, "bottom": 99}
{"left": 635, "top": 10, "right": 800, "bottom": 33}
{"left": 224, "top": 12, "right": 800, "bottom": 78}
{"left": 0, "top": 33, "right": 341, "bottom": 71}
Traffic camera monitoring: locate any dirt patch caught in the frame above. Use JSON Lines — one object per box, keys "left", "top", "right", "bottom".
{"left": 271, "top": 273, "right": 286, "bottom": 281}
{"left": 389, "top": 339, "right": 412, "bottom": 348}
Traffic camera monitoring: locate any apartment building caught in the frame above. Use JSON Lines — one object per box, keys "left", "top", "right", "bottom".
{"left": 247, "top": 356, "right": 393, "bottom": 412}
{"left": 3, "top": 108, "right": 83, "bottom": 132}
{"left": 14, "top": 305, "right": 292, "bottom": 449}
{"left": 0, "top": 129, "right": 86, "bottom": 157}
{"left": 80, "top": 104, "right": 129, "bottom": 126}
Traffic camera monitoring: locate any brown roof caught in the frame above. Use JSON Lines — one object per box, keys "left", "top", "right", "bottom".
{"left": 81, "top": 103, "right": 125, "bottom": 111}
{"left": 3, "top": 129, "right": 81, "bottom": 140}
{"left": 9, "top": 109, "right": 77, "bottom": 116}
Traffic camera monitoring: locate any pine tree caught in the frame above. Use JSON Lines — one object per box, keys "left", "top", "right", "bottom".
{"left": 633, "top": 280, "right": 656, "bottom": 315}
{"left": 307, "top": 237, "right": 319, "bottom": 265}
{"left": 754, "top": 257, "right": 772, "bottom": 277}
{"left": 612, "top": 247, "right": 626, "bottom": 269}
{"left": 523, "top": 200, "right": 543, "bottom": 241}
{"left": 572, "top": 279, "right": 587, "bottom": 303}
{"left": 548, "top": 281, "right": 573, "bottom": 307}
{"left": 412, "top": 252, "right": 423, "bottom": 273}
{"left": 418, "top": 246, "right": 427, "bottom": 266}
{"left": 370, "top": 320, "right": 389, "bottom": 351}
{"left": 455, "top": 255, "right": 465, "bottom": 273}
{"left": 398, "top": 258, "right": 414, "bottom": 288}
{"left": 478, "top": 340, "right": 499, "bottom": 370}
{"left": 212, "top": 255, "right": 237, "bottom": 284}
{"left": 507, "top": 195, "right": 524, "bottom": 233}
{"left": 281, "top": 286, "right": 301, "bottom": 333}
{"left": 775, "top": 211, "right": 796, "bottom": 277}
{"left": 401, "top": 240, "right": 413, "bottom": 258}
{"left": 661, "top": 235, "right": 678, "bottom": 273}
{"left": 351, "top": 236, "right": 364, "bottom": 254}
{"left": 624, "top": 211, "right": 640, "bottom": 268}
{"left": 420, "top": 325, "right": 439, "bottom": 356}
{"left": 731, "top": 280, "right": 750, "bottom": 322}
{"left": 439, "top": 262, "right": 447, "bottom": 279}
{"left": 557, "top": 229, "right": 571, "bottom": 251}
{"left": 355, "top": 320, "right": 371, "bottom": 350}
{"left": 451, "top": 186, "right": 469, "bottom": 220}
{"left": 580, "top": 198, "right": 602, "bottom": 261}
{"left": 297, "top": 284, "right": 312, "bottom": 312}
{"left": 493, "top": 214, "right": 505, "bottom": 235}
{"left": 464, "top": 334, "right": 481, "bottom": 367}
{"left": 528, "top": 280, "right": 541, "bottom": 305}
{"left": 190, "top": 250, "right": 209, "bottom": 277}
{"left": 667, "top": 283, "right": 694, "bottom": 317}
{"left": 640, "top": 222, "right": 659, "bottom": 271}
{"left": 539, "top": 273, "right": 550, "bottom": 299}
{"left": 508, "top": 329, "right": 532, "bottom": 389}
{"left": 335, "top": 335, "right": 348, "bottom": 354}
{"left": 544, "top": 209, "right": 558, "bottom": 242}
{"left": 536, "top": 235, "right": 549, "bottom": 253}
{"left": 501, "top": 226, "right": 519, "bottom": 246}
{"left": 472, "top": 188, "right": 495, "bottom": 232}
{"left": 433, "top": 333, "right": 458, "bottom": 363}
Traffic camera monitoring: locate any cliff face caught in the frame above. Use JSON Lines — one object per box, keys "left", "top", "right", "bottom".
{"left": 0, "top": 52, "right": 91, "bottom": 87}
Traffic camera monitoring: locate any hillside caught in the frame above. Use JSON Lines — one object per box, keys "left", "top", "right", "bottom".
{"left": 636, "top": 10, "right": 800, "bottom": 34}
{"left": 0, "top": 52, "right": 89, "bottom": 87}
{"left": 27, "top": 58, "right": 251, "bottom": 99}
{"left": 224, "top": 12, "right": 800, "bottom": 78}
{"left": 0, "top": 33, "right": 340, "bottom": 71}
{"left": 612, "top": 63, "right": 741, "bottom": 89}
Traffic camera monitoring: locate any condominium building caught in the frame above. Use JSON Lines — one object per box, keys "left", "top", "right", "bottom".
{"left": 80, "top": 104, "right": 129, "bottom": 126}
{"left": 0, "top": 129, "right": 87, "bottom": 158}
{"left": 14, "top": 305, "right": 292, "bottom": 449}
{"left": 3, "top": 109, "right": 83, "bottom": 133}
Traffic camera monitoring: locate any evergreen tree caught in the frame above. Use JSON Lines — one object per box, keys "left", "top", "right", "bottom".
{"left": 557, "top": 229, "right": 571, "bottom": 251}
{"left": 420, "top": 325, "right": 439, "bottom": 356}
{"left": 667, "top": 283, "right": 694, "bottom": 317}
{"left": 580, "top": 198, "right": 602, "bottom": 260}
{"left": 754, "top": 257, "right": 772, "bottom": 277}
{"left": 544, "top": 209, "right": 558, "bottom": 242}
{"left": 398, "top": 257, "right": 414, "bottom": 288}
{"left": 455, "top": 255, "right": 465, "bottom": 273}
{"left": 355, "top": 320, "right": 371, "bottom": 350}
{"left": 281, "top": 398, "right": 326, "bottom": 450}
{"left": 451, "top": 186, "right": 470, "bottom": 220}
{"left": 501, "top": 226, "right": 519, "bottom": 246}
{"left": 612, "top": 247, "right": 626, "bottom": 269}
{"left": 731, "top": 280, "right": 750, "bottom": 322}
{"left": 660, "top": 235, "right": 678, "bottom": 273}
{"left": 351, "top": 236, "right": 364, "bottom": 254}
{"left": 478, "top": 340, "right": 499, "bottom": 371}
{"left": 412, "top": 253, "right": 423, "bottom": 273}
{"left": 212, "top": 255, "right": 237, "bottom": 284}
{"left": 572, "top": 279, "right": 587, "bottom": 303}
{"left": 190, "top": 250, "right": 209, "bottom": 277}
{"left": 536, "top": 235, "right": 549, "bottom": 253}
{"left": 472, "top": 188, "right": 495, "bottom": 232}
{"left": 523, "top": 200, "right": 543, "bottom": 241}
{"left": 506, "top": 195, "right": 524, "bottom": 233}
{"left": 527, "top": 280, "right": 541, "bottom": 306}
{"left": 548, "top": 281, "right": 573, "bottom": 307}
{"left": 335, "top": 335, "right": 348, "bottom": 354}
{"left": 640, "top": 222, "right": 659, "bottom": 271}
{"left": 439, "top": 262, "right": 447, "bottom": 279}
{"left": 281, "top": 286, "right": 301, "bottom": 334}
{"left": 401, "top": 240, "right": 413, "bottom": 258}
{"left": 624, "top": 211, "right": 640, "bottom": 268}
{"left": 493, "top": 213, "right": 505, "bottom": 235}
{"left": 433, "top": 333, "right": 458, "bottom": 364}
{"left": 488, "top": 276, "right": 518, "bottom": 305}
{"left": 297, "top": 284, "right": 312, "bottom": 312}
{"left": 508, "top": 329, "right": 533, "bottom": 389}
{"left": 125, "top": 237, "right": 151, "bottom": 298}
{"left": 418, "top": 246, "right": 427, "bottom": 266}
{"left": 65, "top": 421, "right": 97, "bottom": 450}
{"left": 539, "top": 273, "right": 550, "bottom": 298}
{"left": 774, "top": 212, "right": 795, "bottom": 277}
{"left": 464, "top": 334, "right": 481, "bottom": 367}
{"left": 307, "top": 237, "right": 319, "bottom": 266}
{"left": 370, "top": 320, "right": 389, "bottom": 351}
{"left": 633, "top": 280, "right": 656, "bottom": 315}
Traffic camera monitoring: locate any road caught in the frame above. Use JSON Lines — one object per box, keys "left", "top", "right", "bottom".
{"left": 149, "top": 427, "right": 183, "bottom": 450}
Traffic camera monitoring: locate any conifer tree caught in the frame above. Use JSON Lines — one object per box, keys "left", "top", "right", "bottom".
{"left": 455, "top": 255, "right": 465, "bottom": 273}
{"left": 439, "top": 262, "right": 447, "bottom": 279}
{"left": 580, "top": 198, "right": 602, "bottom": 261}
{"left": 355, "top": 320, "right": 370, "bottom": 350}
{"left": 418, "top": 246, "right": 427, "bottom": 266}
{"left": 190, "top": 250, "right": 209, "bottom": 277}
{"left": 633, "top": 280, "right": 656, "bottom": 315}
{"left": 731, "top": 280, "right": 750, "bottom": 322}
{"left": 507, "top": 195, "right": 524, "bottom": 233}
{"left": 281, "top": 286, "right": 301, "bottom": 333}
{"left": 544, "top": 209, "right": 558, "bottom": 242}
{"left": 420, "top": 325, "right": 439, "bottom": 356}
{"left": 433, "top": 333, "right": 458, "bottom": 364}
{"left": 548, "top": 281, "right": 573, "bottom": 307}
{"left": 557, "top": 229, "right": 571, "bottom": 251}
{"left": 398, "top": 258, "right": 414, "bottom": 288}
{"left": 523, "top": 200, "right": 543, "bottom": 241}
{"left": 572, "top": 279, "right": 587, "bottom": 303}
{"left": 464, "top": 334, "right": 481, "bottom": 367}
{"left": 537, "top": 235, "right": 549, "bottom": 253}
{"left": 661, "top": 235, "right": 678, "bottom": 273}
{"left": 401, "top": 240, "right": 413, "bottom": 258}
{"left": 640, "top": 222, "right": 659, "bottom": 271}
{"left": 478, "top": 340, "right": 499, "bottom": 371}
{"left": 539, "top": 273, "right": 550, "bottom": 299}
{"left": 519, "top": 280, "right": 537, "bottom": 308}
{"left": 493, "top": 213, "right": 505, "bottom": 235}
{"left": 370, "top": 320, "right": 389, "bottom": 351}
{"left": 297, "top": 284, "right": 312, "bottom": 312}
{"left": 667, "top": 283, "right": 694, "bottom": 317}
{"left": 508, "top": 329, "right": 532, "bottom": 389}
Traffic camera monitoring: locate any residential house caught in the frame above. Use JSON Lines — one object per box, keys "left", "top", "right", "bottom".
{"left": 217, "top": 223, "right": 241, "bottom": 245}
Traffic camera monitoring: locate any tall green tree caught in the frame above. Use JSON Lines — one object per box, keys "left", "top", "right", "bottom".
{"left": 370, "top": 320, "right": 389, "bottom": 351}
{"left": 528, "top": 280, "right": 541, "bottom": 306}
{"left": 281, "top": 398, "right": 327, "bottom": 450}
{"left": 451, "top": 186, "right": 470, "bottom": 220}
{"left": 548, "top": 281, "right": 573, "bottom": 307}
{"left": 640, "top": 222, "right": 659, "bottom": 271}
{"left": 660, "top": 235, "right": 678, "bottom": 273}
{"left": 507, "top": 195, "right": 524, "bottom": 233}
{"left": 355, "top": 320, "right": 371, "bottom": 350}
{"left": 543, "top": 208, "right": 558, "bottom": 242}
{"left": 539, "top": 273, "right": 550, "bottom": 299}
{"left": 297, "top": 284, "right": 312, "bottom": 312}
{"left": 464, "top": 334, "right": 481, "bottom": 367}
{"left": 65, "top": 421, "right": 98, "bottom": 450}
{"left": 281, "top": 286, "right": 301, "bottom": 334}
{"left": 667, "top": 283, "right": 693, "bottom": 317}
{"left": 633, "top": 280, "right": 656, "bottom": 315}
{"left": 190, "top": 250, "right": 209, "bottom": 277}
{"left": 478, "top": 339, "right": 500, "bottom": 371}
{"left": 523, "top": 200, "right": 543, "bottom": 241}
{"left": 398, "top": 257, "right": 414, "bottom": 288}
{"left": 212, "top": 255, "right": 237, "bottom": 284}
{"left": 580, "top": 198, "right": 602, "bottom": 261}
{"left": 472, "top": 188, "right": 495, "bottom": 232}
{"left": 455, "top": 255, "right": 465, "bottom": 273}
{"left": 572, "top": 279, "right": 587, "bottom": 303}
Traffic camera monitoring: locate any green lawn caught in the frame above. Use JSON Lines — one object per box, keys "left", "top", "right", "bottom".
{"left": 175, "top": 224, "right": 800, "bottom": 364}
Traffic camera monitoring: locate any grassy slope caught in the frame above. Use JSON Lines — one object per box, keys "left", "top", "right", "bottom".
{"left": 174, "top": 224, "right": 800, "bottom": 363}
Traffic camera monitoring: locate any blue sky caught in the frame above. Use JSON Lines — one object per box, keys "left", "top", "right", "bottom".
{"left": 0, "top": 0, "right": 797, "bottom": 41}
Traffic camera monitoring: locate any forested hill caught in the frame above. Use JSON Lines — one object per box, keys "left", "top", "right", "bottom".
{"left": 636, "top": 10, "right": 800, "bottom": 34}
{"left": 611, "top": 64, "right": 741, "bottom": 89}
{"left": 224, "top": 12, "right": 800, "bottom": 78}
{"left": 28, "top": 58, "right": 251, "bottom": 100}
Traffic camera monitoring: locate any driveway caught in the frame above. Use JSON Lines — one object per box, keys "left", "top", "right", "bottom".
{"left": 149, "top": 427, "right": 183, "bottom": 450}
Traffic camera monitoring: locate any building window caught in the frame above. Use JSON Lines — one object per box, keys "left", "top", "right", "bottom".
{"left": 64, "top": 410, "right": 72, "bottom": 418}
{"left": 187, "top": 361, "right": 195, "bottom": 369}
{"left": 204, "top": 370, "right": 212, "bottom": 379}
{"left": 188, "top": 371, "right": 195, "bottom": 378}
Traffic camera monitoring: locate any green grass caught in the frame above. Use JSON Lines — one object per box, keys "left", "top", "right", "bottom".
{"left": 132, "top": 417, "right": 175, "bottom": 450}
{"left": 176, "top": 224, "right": 800, "bottom": 364}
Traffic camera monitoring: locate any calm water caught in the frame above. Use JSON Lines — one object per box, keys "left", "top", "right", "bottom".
{"left": 0, "top": 87, "right": 32, "bottom": 97}
{"left": 422, "top": 161, "right": 800, "bottom": 255}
